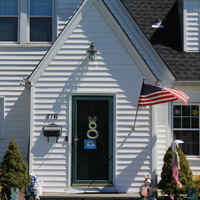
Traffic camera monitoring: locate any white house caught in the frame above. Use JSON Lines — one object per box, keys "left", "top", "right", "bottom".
{"left": 0, "top": 0, "right": 200, "bottom": 195}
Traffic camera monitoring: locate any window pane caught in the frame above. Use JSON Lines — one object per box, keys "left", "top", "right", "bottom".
{"left": 174, "top": 105, "right": 181, "bottom": 116}
{"left": 182, "top": 143, "right": 190, "bottom": 155}
{"left": 174, "top": 117, "right": 181, "bottom": 128}
{"left": 0, "top": 0, "right": 18, "bottom": 15}
{"left": 182, "top": 106, "right": 190, "bottom": 116}
{"left": 174, "top": 131, "right": 181, "bottom": 139}
{"left": 0, "top": 17, "right": 17, "bottom": 41}
{"left": 30, "top": 17, "right": 52, "bottom": 42}
{"left": 191, "top": 106, "right": 199, "bottom": 116}
{"left": 182, "top": 131, "right": 190, "bottom": 142}
{"left": 30, "top": 0, "right": 52, "bottom": 16}
{"left": 192, "top": 144, "right": 199, "bottom": 155}
{"left": 192, "top": 118, "right": 199, "bottom": 128}
{"left": 191, "top": 106, "right": 199, "bottom": 128}
{"left": 182, "top": 117, "right": 190, "bottom": 128}
{"left": 191, "top": 131, "right": 199, "bottom": 142}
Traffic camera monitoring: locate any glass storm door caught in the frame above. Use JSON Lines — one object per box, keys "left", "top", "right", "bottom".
{"left": 72, "top": 96, "right": 113, "bottom": 186}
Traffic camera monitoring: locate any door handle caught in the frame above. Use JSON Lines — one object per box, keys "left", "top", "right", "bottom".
{"left": 74, "top": 138, "right": 79, "bottom": 141}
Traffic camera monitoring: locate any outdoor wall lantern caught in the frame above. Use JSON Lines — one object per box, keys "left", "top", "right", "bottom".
{"left": 87, "top": 42, "right": 97, "bottom": 61}
{"left": 43, "top": 123, "right": 62, "bottom": 142}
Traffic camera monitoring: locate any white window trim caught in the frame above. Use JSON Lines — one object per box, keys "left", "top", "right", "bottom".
{"left": 19, "top": 0, "right": 28, "bottom": 44}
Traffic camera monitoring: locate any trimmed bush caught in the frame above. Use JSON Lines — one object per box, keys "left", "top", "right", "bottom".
{"left": 0, "top": 137, "right": 30, "bottom": 199}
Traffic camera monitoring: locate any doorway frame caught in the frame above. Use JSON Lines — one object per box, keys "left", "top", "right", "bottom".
{"left": 71, "top": 95, "right": 114, "bottom": 186}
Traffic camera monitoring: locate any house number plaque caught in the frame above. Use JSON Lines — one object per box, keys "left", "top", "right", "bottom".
{"left": 45, "top": 114, "right": 58, "bottom": 120}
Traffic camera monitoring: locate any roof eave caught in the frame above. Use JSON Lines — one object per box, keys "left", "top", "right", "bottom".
{"left": 27, "top": 0, "right": 91, "bottom": 86}
{"left": 119, "top": 0, "right": 176, "bottom": 85}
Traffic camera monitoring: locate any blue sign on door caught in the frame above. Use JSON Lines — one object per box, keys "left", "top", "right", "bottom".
{"left": 84, "top": 139, "right": 97, "bottom": 149}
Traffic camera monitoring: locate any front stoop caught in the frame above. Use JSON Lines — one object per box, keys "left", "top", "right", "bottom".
{"left": 40, "top": 193, "right": 141, "bottom": 200}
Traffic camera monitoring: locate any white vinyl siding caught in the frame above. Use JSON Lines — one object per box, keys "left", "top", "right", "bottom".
{"left": 0, "top": 97, "right": 4, "bottom": 136}
{"left": 30, "top": 3, "right": 154, "bottom": 193}
{"left": 57, "top": 0, "right": 83, "bottom": 33}
{"left": 0, "top": 0, "right": 83, "bottom": 161}
{"left": 184, "top": 0, "right": 200, "bottom": 52}
{"left": 0, "top": 0, "right": 82, "bottom": 161}
{"left": 0, "top": 46, "right": 48, "bottom": 160}
{"left": 105, "top": 0, "right": 172, "bottom": 187}
{"left": 0, "top": 0, "right": 83, "bottom": 44}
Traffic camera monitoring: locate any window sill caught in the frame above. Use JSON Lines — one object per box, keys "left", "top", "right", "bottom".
{"left": 186, "top": 155, "right": 200, "bottom": 160}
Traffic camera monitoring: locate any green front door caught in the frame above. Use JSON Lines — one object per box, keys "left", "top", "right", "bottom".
{"left": 72, "top": 96, "right": 113, "bottom": 186}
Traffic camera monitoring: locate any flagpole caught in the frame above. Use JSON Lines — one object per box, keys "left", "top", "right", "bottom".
{"left": 132, "top": 78, "right": 145, "bottom": 130}
{"left": 132, "top": 102, "right": 140, "bottom": 130}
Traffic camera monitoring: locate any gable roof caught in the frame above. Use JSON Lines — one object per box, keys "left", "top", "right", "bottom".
{"left": 121, "top": 0, "right": 200, "bottom": 81}
{"left": 26, "top": 0, "right": 167, "bottom": 86}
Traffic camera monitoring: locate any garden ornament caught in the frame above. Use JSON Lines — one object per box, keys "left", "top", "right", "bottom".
{"left": 18, "top": 188, "right": 26, "bottom": 200}
{"left": 86, "top": 116, "right": 98, "bottom": 139}
{"left": 10, "top": 188, "right": 18, "bottom": 200}
{"left": 171, "top": 140, "right": 184, "bottom": 189}
{"left": 144, "top": 175, "right": 152, "bottom": 188}
{"left": 141, "top": 175, "right": 153, "bottom": 199}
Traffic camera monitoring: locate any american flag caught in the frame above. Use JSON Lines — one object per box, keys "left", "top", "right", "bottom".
{"left": 138, "top": 83, "right": 189, "bottom": 106}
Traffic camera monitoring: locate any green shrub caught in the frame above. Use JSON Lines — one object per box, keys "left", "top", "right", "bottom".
{"left": 191, "top": 174, "right": 200, "bottom": 197}
{"left": 0, "top": 137, "right": 30, "bottom": 199}
{"left": 158, "top": 145, "right": 193, "bottom": 198}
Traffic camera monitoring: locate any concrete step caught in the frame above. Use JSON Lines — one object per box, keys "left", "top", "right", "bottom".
{"left": 40, "top": 193, "right": 141, "bottom": 200}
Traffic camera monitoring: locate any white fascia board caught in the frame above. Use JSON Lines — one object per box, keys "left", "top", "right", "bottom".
{"left": 95, "top": 0, "right": 157, "bottom": 84}
{"left": 27, "top": 0, "right": 94, "bottom": 86}
{"left": 112, "top": 0, "right": 176, "bottom": 85}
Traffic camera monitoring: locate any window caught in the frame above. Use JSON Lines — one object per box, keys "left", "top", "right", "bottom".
{"left": 0, "top": 0, "right": 54, "bottom": 43}
{"left": 173, "top": 105, "right": 199, "bottom": 156}
{"left": 0, "top": 0, "right": 18, "bottom": 41}
{"left": 29, "top": 0, "right": 52, "bottom": 42}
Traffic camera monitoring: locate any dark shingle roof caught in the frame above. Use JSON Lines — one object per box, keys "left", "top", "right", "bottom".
{"left": 121, "top": 0, "right": 200, "bottom": 81}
